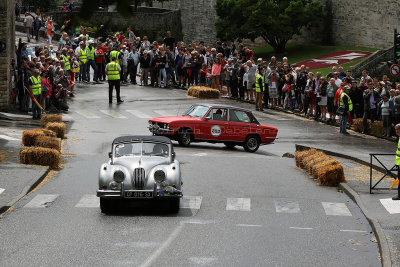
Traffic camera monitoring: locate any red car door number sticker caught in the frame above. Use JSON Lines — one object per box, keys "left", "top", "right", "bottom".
{"left": 211, "top": 125, "right": 222, "bottom": 137}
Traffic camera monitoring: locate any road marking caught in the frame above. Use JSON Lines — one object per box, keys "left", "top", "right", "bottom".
{"left": 0, "top": 188, "right": 5, "bottom": 195}
{"left": 274, "top": 199, "right": 300, "bottom": 213}
{"left": 184, "top": 219, "right": 216, "bottom": 225}
{"left": 114, "top": 241, "right": 159, "bottom": 248}
{"left": 100, "top": 109, "right": 127, "bottom": 119}
{"left": 380, "top": 198, "right": 400, "bottom": 214}
{"left": 24, "top": 194, "right": 59, "bottom": 208}
{"left": 75, "top": 195, "right": 100, "bottom": 208}
{"left": 193, "top": 153, "right": 208, "bottom": 157}
{"left": 126, "top": 110, "right": 152, "bottom": 119}
{"left": 180, "top": 196, "right": 202, "bottom": 210}
{"left": 340, "top": 229, "right": 367, "bottom": 233}
{"left": 0, "top": 134, "right": 19, "bottom": 141}
{"left": 139, "top": 223, "right": 184, "bottom": 267}
{"left": 154, "top": 110, "right": 175, "bottom": 117}
{"left": 189, "top": 257, "right": 217, "bottom": 265}
{"left": 226, "top": 198, "right": 251, "bottom": 211}
{"left": 289, "top": 227, "right": 313, "bottom": 230}
{"left": 75, "top": 110, "right": 101, "bottom": 119}
{"left": 321, "top": 202, "right": 352, "bottom": 216}
{"left": 236, "top": 224, "right": 263, "bottom": 228}
{"left": 62, "top": 114, "right": 73, "bottom": 120}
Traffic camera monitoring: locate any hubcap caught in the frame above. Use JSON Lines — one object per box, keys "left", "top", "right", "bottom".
{"left": 247, "top": 138, "right": 257, "bottom": 150}
{"left": 182, "top": 133, "right": 190, "bottom": 144}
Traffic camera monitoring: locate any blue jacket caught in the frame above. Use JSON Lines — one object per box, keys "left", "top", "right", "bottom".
{"left": 377, "top": 99, "right": 395, "bottom": 119}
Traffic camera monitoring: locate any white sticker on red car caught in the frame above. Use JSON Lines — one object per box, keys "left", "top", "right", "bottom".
{"left": 211, "top": 125, "right": 221, "bottom": 137}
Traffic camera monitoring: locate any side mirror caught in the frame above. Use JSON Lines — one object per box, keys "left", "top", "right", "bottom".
{"left": 108, "top": 152, "right": 112, "bottom": 158}
{"left": 171, "top": 151, "right": 176, "bottom": 162}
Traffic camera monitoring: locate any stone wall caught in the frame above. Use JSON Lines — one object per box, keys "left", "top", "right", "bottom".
{"left": 0, "top": 0, "right": 15, "bottom": 111}
{"left": 153, "top": 0, "right": 217, "bottom": 45}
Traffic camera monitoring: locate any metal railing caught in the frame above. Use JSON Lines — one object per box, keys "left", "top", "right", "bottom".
{"left": 369, "top": 153, "right": 397, "bottom": 194}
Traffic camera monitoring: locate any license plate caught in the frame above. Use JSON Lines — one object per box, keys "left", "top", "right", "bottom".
{"left": 124, "top": 191, "right": 153, "bottom": 198}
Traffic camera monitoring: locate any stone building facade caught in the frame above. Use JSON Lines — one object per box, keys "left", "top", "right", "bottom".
{"left": 0, "top": 0, "right": 15, "bottom": 111}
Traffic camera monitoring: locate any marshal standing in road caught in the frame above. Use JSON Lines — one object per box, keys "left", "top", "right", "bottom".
{"left": 106, "top": 56, "right": 123, "bottom": 104}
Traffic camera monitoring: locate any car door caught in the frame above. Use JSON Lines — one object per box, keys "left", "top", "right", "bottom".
{"left": 200, "top": 108, "right": 229, "bottom": 141}
{"left": 225, "top": 109, "right": 251, "bottom": 141}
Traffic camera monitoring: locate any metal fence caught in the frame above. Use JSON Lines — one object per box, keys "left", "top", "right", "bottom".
{"left": 369, "top": 153, "right": 397, "bottom": 194}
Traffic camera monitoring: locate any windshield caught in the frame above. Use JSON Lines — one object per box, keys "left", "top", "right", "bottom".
{"left": 184, "top": 105, "right": 210, "bottom": 118}
{"left": 115, "top": 141, "right": 169, "bottom": 158}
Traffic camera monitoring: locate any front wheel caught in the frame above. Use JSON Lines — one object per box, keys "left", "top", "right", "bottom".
{"left": 100, "top": 198, "right": 114, "bottom": 214}
{"left": 178, "top": 129, "right": 192, "bottom": 147}
{"left": 243, "top": 135, "right": 260, "bottom": 153}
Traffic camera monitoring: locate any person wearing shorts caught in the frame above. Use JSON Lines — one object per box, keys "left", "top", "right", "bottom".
{"left": 247, "top": 60, "right": 257, "bottom": 101}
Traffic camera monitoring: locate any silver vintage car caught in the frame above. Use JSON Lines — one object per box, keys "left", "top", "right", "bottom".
{"left": 96, "top": 136, "right": 183, "bottom": 213}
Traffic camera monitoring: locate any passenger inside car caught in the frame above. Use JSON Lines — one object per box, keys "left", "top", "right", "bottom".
{"left": 212, "top": 109, "right": 227, "bottom": 121}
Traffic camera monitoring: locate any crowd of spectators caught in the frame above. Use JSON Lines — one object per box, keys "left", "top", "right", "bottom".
{"left": 11, "top": 16, "right": 400, "bottom": 134}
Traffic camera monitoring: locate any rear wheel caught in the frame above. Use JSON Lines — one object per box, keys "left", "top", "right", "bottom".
{"left": 224, "top": 142, "right": 236, "bottom": 149}
{"left": 169, "top": 198, "right": 180, "bottom": 213}
{"left": 243, "top": 135, "right": 260, "bottom": 153}
{"left": 178, "top": 129, "right": 192, "bottom": 147}
{"left": 100, "top": 198, "right": 114, "bottom": 214}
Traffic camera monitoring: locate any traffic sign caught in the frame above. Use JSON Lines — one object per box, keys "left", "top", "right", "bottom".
{"left": 390, "top": 64, "right": 400, "bottom": 76}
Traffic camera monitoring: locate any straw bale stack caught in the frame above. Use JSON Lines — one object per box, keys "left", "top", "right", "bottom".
{"left": 22, "top": 129, "right": 57, "bottom": 146}
{"left": 20, "top": 147, "right": 61, "bottom": 169}
{"left": 34, "top": 136, "right": 60, "bottom": 151}
{"left": 41, "top": 114, "right": 62, "bottom": 127}
{"left": 45, "top": 122, "right": 66, "bottom": 139}
{"left": 187, "top": 86, "right": 220, "bottom": 99}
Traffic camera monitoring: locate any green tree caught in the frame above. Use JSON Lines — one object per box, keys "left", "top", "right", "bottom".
{"left": 22, "top": 0, "right": 58, "bottom": 12}
{"left": 215, "top": 0, "right": 325, "bottom": 53}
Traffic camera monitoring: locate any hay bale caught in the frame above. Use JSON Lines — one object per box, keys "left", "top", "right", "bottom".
{"left": 42, "top": 129, "right": 57, "bottom": 138}
{"left": 352, "top": 118, "right": 363, "bottom": 133}
{"left": 22, "top": 129, "right": 57, "bottom": 146}
{"left": 311, "top": 158, "right": 340, "bottom": 179}
{"left": 45, "top": 122, "right": 66, "bottom": 139}
{"left": 317, "top": 164, "right": 345, "bottom": 186}
{"left": 306, "top": 155, "right": 330, "bottom": 175}
{"left": 20, "top": 147, "right": 61, "bottom": 169}
{"left": 187, "top": 86, "right": 220, "bottom": 99}
{"left": 295, "top": 150, "right": 313, "bottom": 167}
{"left": 300, "top": 151, "right": 325, "bottom": 170}
{"left": 35, "top": 136, "right": 60, "bottom": 151}
{"left": 41, "top": 114, "right": 62, "bottom": 127}
{"left": 370, "top": 121, "right": 384, "bottom": 136}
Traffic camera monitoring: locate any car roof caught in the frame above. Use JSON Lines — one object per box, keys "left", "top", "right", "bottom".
{"left": 112, "top": 135, "right": 172, "bottom": 145}
{"left": 196, "top": 103, "right": 253, "bottom": 113}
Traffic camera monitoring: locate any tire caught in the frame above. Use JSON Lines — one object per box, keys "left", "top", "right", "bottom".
{"left": 243, "top": 135, "right": 260, "bottom": 153}
{"left": 169, "top": 198, "right": 180, "bottom": 213}
{"left": 100, "top": 198, "right": 114, "bottom": 214}
{"left": 178, "top": 129, "right": 192, "bottom": 147}
{"left": 224, "top": 142, "right": 236, "bottom": 149}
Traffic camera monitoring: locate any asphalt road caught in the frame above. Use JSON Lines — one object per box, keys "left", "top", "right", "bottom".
{"left": 0, "top": 82, "right": 381, "bottom": 266}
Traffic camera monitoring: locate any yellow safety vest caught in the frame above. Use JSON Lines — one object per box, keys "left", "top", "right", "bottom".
{"left": 86, "top": 47, "right": 95, "bottom": 61}
{"left": 79, "top": 48, "right": 87, "bottom": 65}
{"left": 110, "top": 50, "right": 120, "bottom": 59}
{"left": 61, "top": 54, "right": 70, "bottom": 71}
{"left": 106, "top": 61, "right": 120, "bottom": 80}
{"left": 339, "top": 92, "right": 353, "bottom": 112}
{"left": 396, "top": 138, "right": 400, "bottom": 166}
{"left": 255, "top": 73, "right": 264, "bottom": 93}
{"left": 29, "top": 76, "right": 41, "bottom": 95}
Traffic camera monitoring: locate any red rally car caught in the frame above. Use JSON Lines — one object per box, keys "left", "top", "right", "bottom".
{"left": 148, "top": 104, "right": 278, "bottom": 153}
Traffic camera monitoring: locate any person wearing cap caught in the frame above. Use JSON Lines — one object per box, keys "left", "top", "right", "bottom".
{"left": 120, "top": 45, "right": 129, "bottom": 83}
{"left": 77, "top": 42, "right": 88, "bottom": 82}
{"left": 86, "top": 41, "right": 98, "bottom": 83}
{"left": 106, "top": 56, "right": 123, "bottom": 104}
{"left": 339, "top": 85, "right": 352, "bottom": 134}
{"left": 378, "top": 92, "right": 395, "bottom": 137}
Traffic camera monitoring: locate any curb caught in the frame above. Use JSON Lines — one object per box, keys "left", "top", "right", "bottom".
{"left": 0, "top": 167, "right": 50, "bottom": 215}
{"left": 294, "top": 144, "right": 392, "bottom": 267}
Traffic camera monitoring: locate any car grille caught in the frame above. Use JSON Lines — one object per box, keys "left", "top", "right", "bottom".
{"left": 133, "top": 168, "right": 145, "bottom": 189}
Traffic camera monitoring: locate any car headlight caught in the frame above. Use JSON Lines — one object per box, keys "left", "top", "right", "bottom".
{"left": 113, "top": 170, "right": 125, "bottom": 183}
{"left": 154, "top": 170, "right": 166, "bottom": 183}
{"left": 164, "top": 124, "right": 169, "bottom": 129}
{"left": 109, "top": 181, "right": 119, "bottom": 190}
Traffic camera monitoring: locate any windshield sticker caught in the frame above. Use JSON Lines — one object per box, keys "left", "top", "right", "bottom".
{"left": 211, "top": 125, "right": 222, "bottom": 137}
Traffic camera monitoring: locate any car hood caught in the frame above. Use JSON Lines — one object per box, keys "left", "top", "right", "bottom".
{"left": 149, "top": 116, "right": 202, "bottom": 124}
{"left": 113, "top": 156, "right": 170, "bottom": 171}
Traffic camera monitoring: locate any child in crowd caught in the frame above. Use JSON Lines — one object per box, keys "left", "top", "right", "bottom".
{"left": 200, "top": 63, "right": 207, "bottom": 86}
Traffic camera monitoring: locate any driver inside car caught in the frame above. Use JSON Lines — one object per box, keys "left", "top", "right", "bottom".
{"left": 152, "top": 144, "right": 168, "bottom": 156}
{"left": 213, "top": 109, "right": 226, "bottom": 121}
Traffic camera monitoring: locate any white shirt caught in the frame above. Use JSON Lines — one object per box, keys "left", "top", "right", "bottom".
{"left": 121, "top": 49, "right": 129, "bottom": 66}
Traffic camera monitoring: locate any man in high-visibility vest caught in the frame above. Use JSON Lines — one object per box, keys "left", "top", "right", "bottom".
{"left": 393, "top": 124, "right": 400, "bottom": 200}
{"left": 29, "top": 68, "right": 42, "bottom": 119}
{"left": 86, "top": 41, "right": 98, "bottom": 83}
{"left": 106, "top": 56, "right": 123, "bottom": 104}
{"left": 78, "top": 41, "right": 88, "bottom": 82}
{"left": 61, "top": 48, "right": 71, "bottom": 76}
{"left": 255, "top": 67, "right": 265, "bottom": 111}
{"left": 339, "top": 85, "right": 352, "bottom": 134}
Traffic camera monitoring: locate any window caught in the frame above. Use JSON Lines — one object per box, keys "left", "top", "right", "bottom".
{"left": 209, "top": 108, "right": 227, "bottom": 121}
{"left": 229, "top": 109, "right": 250, "bottom": 123}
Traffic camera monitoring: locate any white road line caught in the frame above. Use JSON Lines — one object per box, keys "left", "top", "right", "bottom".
{"left": 139, "top": 223, "right": 184, "bottom": 267}
{"left": 126, "top": 110, "right": 152, "bottom": 119}
{"left": 0, "top": 134, "right": 19, "bottom": 141}
{"left": 100, "top": 109, "right": 127, "bottom": 119}
{"left": 226, "top": 198, "right": 251, "bottom": 211}
{"left": 289, "top": 227, "right": 313, "bottom": 230}
{"left": 340, "top": 230, "right": 367, "bottom": 233}
{"left": 154, "top": 110, "right": 175, "bottom": 117}
{"left": 321, "top": 202, "right": 352, "bottom": 216}
{"left": 189, "top": 257, "right": 217, "bottom": 265}
{"left": 24, "top": 194, "right": 59, "bottom": 208}
{"left": 75, "top": 195, "right": 100, "bottom": 208}
{"left": 236, "top": 224, "right": 263, "bottom": 227}
{"left": 193, "top": 153, "right": 208, "bottom": 157}
{"left": 274, "top": 199, "right": 300, "bottom": 213}
{"left": 180, "top": 196, "right": 202, "bottom": 210}
{"left": 0, "top": 188, "right": 5, "bottom": 195}
{"left": 184, "top": 219, "right": 216, "bottom": 225}
{"left": 75, "top": 110, "right": 101, "bottom": 119}
{"left": 380, "top": 198, "right": 400, "bottom": 214}
{"left": 114, "top": 241, "right": 159, "bottom": 248}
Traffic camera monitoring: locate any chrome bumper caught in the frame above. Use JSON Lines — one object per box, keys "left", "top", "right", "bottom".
{"left": 97, "top": 185, "right": 182, "bottom": 199}
{"left": 148, "top": 125, "right": 174, "bottom": 134}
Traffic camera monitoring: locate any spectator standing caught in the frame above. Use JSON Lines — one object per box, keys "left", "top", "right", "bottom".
{"left": 378, "top": 93, "right": 395, "bottom": 137}
{"left": 140, "top": 51, "right": 151, "bottom": 86}
{"left": 349, "top": 80, "right": 363, "bottom": 118}
{"left": 247, "top": 61, "right": 257, "bottom": 102}
{"left": 394, "top": 90, "right": 400, "bottom": 124}
{"left": 106, "top": 56, "right": 123, "bottom": 104}
{"left": 175, "top": 48, "right": 184, "bottom": 87}
{"left": 165, "top": 47, "right": 176, "bottom": 86}
{"left": 211, "top": 57, "right": 221, "bottom": 90}
{"left": 163, "top": 31, "right": 176, "bottom": 51}
{"left": 127, "top": 27, "right": 136, "bottom": 43}
{"left": 156, "top": 50, "right": 167, "bottom": 88}
{"left": 255, "top": 68, "right": 265, "bottom": 111}
{"left": 268, "top": 66, "right": 279, "bottom": 108}
{"left": 33, "top": 16, "right": 41, "bottom": 42}
{"left": 127, "top": 45, "right": 139, "bottom": 84}
{"left": 24, "top": 12, "right": 34, "bottom": 42}
{"left": 327, "top": 78, "right": 338, "bottom": 123}
{"left": 362, "top": 81, "right": 380, "bottom": 134}
{"left": 339, "top": 85, "right": 352, "bottom": 134}
{"left": 120, "top": 45, "right": 129, "bottom": 83}
{"left": 46, "top": 18, "right": 54, "bottom": 45}
{"left": 86, "top": 42, "right": 98, "bottom": 82}
{"left": 77, "top": 42, "right": 88, "bottom": 82}
{"left": 29, "top": 68, "right": 42, "bottom": 119}
{"left": 327, "top": 66, "right": 337, "bottom": 79}
{"left": 318, "top": 77, "right": 328, "bottom": 120}
{"left": 95, "top": 44, "right": 105, "bottom": 81}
